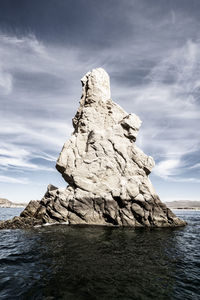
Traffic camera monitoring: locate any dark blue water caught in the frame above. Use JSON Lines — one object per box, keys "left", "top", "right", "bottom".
{"left": 0, "top": 208, "right": 199, "bottom": 300}
{"left": 0, "top": 207, "right": 24, "bottom": 221}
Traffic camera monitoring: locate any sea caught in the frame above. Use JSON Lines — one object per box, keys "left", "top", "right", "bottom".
{"left": 0, "top": 208, "right": 199, "bottom": 300}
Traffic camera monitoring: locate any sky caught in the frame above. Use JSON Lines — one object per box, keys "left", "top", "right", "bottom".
{"left": 0, "top": 0, "right": 200, "bottom": 203}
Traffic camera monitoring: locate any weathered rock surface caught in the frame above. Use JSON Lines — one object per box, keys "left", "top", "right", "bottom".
{"left": 0, "top": 68, "right": 186, "bottom": 229}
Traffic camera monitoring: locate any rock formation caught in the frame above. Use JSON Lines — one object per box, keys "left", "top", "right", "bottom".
{"left": 0, "top": 68, "right": 186, "bottom": 229}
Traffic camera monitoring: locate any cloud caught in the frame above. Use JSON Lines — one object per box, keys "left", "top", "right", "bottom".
{"left": 0, "top": 1, "right": 199, "bottom": 202}
{"left": 0, "top": 142, "right": 56, "bottom": 172}
{"left": 0, "top": 8, "right": 200, "bottom": 201}
{"left": 1, "top": 34, "right": 48, "bottom": 57}
{"left": 0, "top": 66, "right": 12, "bottom": 94}
{"left": 115, "top": 40, "right": 200, "bottom": 182}
{"left": 153, "top": 159, "right": 181, "bottom": 178}
{"left": 0, "top": 32, "right": 200, "bottom": 184}
{"left": 0, "top": 175, "right": 29, "bottom": 184}
{"left": 169, "top": 177, "right": 200, "bottom": 183}
{"left": 0, "top": 156, "right": 53, "bottom": 172}
{"left": 189, "top": 163, "right": 200, "bottom": 170}
{"left": 0, "top": 115, "right": 73, "bottom": 150}
{"left": 0, "top": 33, "right": 79, "bottom": 184}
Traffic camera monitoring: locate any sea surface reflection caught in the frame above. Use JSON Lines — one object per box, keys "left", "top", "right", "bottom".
{"left": 0, "top": 209, "right": 199, "bottom": 299}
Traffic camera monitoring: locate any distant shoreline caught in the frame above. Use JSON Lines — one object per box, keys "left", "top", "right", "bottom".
{"left": 0, "top": 205, "right": 26, "bottom": 208}
{"left": 0, "top": 198, "right": 27, "bottom": 208}
{"left": 172, "top": 208, "right": 200, "bottom": 211}
{"left": 0, "top": 206, "right": 199, "bottom": 210}
{"left": 1, "top": 199, "right": 200, "bottom": 210}
{"left": 164, "top": 200, "right": 200, "bottom": 211}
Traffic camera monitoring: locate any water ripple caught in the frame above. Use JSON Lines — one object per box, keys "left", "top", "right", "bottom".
{"left": 0, "top": 209, "right": 199, "bottom": 299}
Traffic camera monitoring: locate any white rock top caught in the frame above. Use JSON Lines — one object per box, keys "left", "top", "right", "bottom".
{"left": 81, "top": 68, "right": 111, "bottom": 103}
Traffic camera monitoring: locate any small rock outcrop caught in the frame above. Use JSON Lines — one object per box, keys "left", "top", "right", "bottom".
{"left": 0, "top": 68, "right": 186, "bottom": 229}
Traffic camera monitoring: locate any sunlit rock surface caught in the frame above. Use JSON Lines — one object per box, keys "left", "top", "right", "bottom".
{"left": 0, "top": 68, "right": 186, "bottom": 229}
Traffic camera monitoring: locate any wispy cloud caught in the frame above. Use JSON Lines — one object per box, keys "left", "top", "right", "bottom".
{"left": 0, "top": 156, "right": 53, "bottom": 172}
{"left": 0, "top": 32, "right": 200, "bottom": 184}
{"left": 0, "top": 175, "right": 29, "bottom": 184}
{"left": 0, "top": 33, "right": 78, "bottom": 191}
{"left": 0, "top": 65, "right": 12, "bottom": 94}
{"left": 189, "top": 163, "right": 200, "bottom": 170}
{"left": 0, "top": 143, "right": 54, "bottom": 172}
{"left": 0, "top": 2, "right": 200, "bottom": 202}
{"left": 115, "top": 41, "right": 200, "bottom": 182}
{"left": 153, "top": 159, "right": 182, "bottom": 179}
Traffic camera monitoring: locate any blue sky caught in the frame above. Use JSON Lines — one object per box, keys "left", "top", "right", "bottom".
{"left": 0, "top": 0, "right": 200, "bottom": 202}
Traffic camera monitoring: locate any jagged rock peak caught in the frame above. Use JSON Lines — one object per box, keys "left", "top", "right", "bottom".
{"left": 0, "top": 68, "right": 187, "bottom": 229}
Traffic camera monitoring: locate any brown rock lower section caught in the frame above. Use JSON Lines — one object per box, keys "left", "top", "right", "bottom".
{"left": 0, "top": 184, "right": 186, "bottom": 229}
{"left": 0, "top": 68, "right": 186, "bottom": 229}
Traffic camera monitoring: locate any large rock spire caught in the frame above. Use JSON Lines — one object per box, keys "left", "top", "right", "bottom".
{"left": 0, "top": 68, "right": 186, "bottom": 229}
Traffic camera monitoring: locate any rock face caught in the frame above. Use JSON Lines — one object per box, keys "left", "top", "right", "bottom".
{"left": 0, "top": 68, "right": 186, "bottom": 229}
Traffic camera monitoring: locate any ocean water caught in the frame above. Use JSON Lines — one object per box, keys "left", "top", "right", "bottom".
{"left": 0, "top": 208, "right": 199, "bottom": 300}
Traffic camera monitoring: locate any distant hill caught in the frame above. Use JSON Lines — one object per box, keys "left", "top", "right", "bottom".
{"left": 0, "top": 198, "right": 26, "bottom": 208}
{"left": 165, "top": 200, "right": 200, "bottom": 210}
